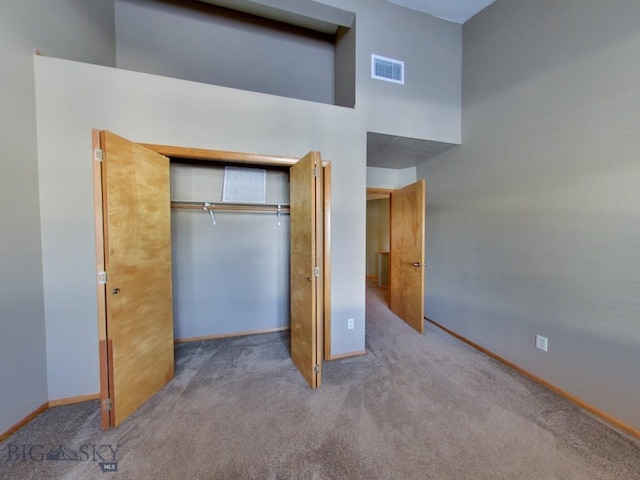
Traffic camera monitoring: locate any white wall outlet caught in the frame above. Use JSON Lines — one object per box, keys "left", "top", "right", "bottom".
{"left": 536, "top": 335, "right": 548, "bottom": 352}
{"left": 347, "top": 318, "right": 354, "bottom": 330}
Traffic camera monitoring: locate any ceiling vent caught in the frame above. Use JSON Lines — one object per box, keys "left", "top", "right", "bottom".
{"left": 371, "top": 54, "right": 404, "bottom": 85}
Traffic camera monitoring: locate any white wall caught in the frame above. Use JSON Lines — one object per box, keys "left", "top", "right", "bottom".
{"left": 0, "top": 0, "right": 115, "bottom": 434}
{"left": 418, "top": 0, "right": 640, "bottom": 430}
{"left": 34, "top": 0, "right": 461, "bottom": 400}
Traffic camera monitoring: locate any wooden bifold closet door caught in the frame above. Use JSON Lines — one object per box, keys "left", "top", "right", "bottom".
{"left": 290, "top": 151, "right": 324, "bottom": 388}
{"left": 95, "top": 131, "right": 327, "bottom": 428}
{"left": 97, "top": 131, "right": 174, "bottom": 428}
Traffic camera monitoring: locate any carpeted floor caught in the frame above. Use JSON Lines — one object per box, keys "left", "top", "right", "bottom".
{"left": 1, "top": 283, "right": 639, "bottom": 479}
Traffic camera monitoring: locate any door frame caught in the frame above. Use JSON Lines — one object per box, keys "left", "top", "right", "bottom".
{"left": 94, "top": 132, "right": 333, "bottom": 427}
{"left": 366, "top": 187, "right": 393, "bottom": 294}
{"left": 92, "top": 131, "right": 110, "bottom": 429}
{"left": 366, "top": 185, "right": 425, "bottom": 330}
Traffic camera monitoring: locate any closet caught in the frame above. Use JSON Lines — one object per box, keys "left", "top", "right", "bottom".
{"left": 170, "top": 162, "right": 291, "bottom": 342}
{"left": 93, "top": 131, "right": 330, "bottom": 429}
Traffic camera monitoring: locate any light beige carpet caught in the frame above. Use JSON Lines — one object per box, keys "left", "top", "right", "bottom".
{"left": 1, "top": 283, "right": 639, "bottom": 479}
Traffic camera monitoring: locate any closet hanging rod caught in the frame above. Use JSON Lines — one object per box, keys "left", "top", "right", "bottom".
{"left": 171, "top": 201, "right": 290, "bottom": 213}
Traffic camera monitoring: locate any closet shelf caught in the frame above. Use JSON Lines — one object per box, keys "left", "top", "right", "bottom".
{"left": 171, "top": 201, "right": 290, "bottom": 213}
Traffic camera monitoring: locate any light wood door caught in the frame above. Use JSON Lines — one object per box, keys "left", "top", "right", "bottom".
{"left": 100, "top": 131, "right": 174, "bottom": 427}
{"left": 290, "top": 152, "right": 323, "bottom": 388}
{"left": 390, "top": 179, "right": 426, "bottom": 333}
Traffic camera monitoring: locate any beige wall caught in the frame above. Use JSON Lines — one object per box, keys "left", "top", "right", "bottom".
{"left": 34, "top": 0, "right": 461, "bottom": 401}
{"left": 418, "top": 0, "right": 640, "bottom": 430}
{"left": 366, "top": 199, "right": 390, "bottom": 278}
{"left": 0, "top": 0, "right": 116, "bottom": 435}
{"left": 115, "top": 0, "right": 337, "bottom": 105}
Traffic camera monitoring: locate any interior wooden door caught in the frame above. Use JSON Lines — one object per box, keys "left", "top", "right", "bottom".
{"left": 390, "top": 179, "right": 426, "bottom": 333}
{"left": 100, "top": 130, "right": 174, "bottom": 427}
{"left": 290, "top": 152, "right": 323, "bottom": 388}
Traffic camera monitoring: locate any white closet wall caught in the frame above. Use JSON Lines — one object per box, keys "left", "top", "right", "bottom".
{"left": 170, "top": 163, "right": 290, "bottom": 340}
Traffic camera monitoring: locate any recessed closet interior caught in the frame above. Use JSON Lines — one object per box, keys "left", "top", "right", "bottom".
{"left": 170, "top": 160, "right": 292, "bottom": 341}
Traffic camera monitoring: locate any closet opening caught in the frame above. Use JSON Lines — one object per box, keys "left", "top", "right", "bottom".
{"left": 169, "top": 159, "right": 292, "bottom": 343}
{"left": 365, "top": 183, "right": 425, "bottom": 334}
{"left": 94, "top": 131, "right": 331, "bottom": 429}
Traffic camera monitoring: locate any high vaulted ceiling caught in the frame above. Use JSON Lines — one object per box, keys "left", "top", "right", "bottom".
{"left": 387, "top": 0, "right": 496, "bottom": 23}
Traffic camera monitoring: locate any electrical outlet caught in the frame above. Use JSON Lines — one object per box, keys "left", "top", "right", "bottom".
{"left": 536, "top": 335, "right": 548, "bottom": 352}
{"left": 347, "top": 318, "right": 354, "bottom": 330}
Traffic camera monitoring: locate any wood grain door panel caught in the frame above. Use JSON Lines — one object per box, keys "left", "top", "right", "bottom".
{"left": 290, "top": 152, "right": 323, "bottom": 388}
{"left": 390, "top": 179, "right": 425, "bottom": 333}
{"left": 101, "top": 131, "right": 174, "bottom": 427}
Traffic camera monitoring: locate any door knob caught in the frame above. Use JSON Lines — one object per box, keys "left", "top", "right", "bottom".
{"left": 112, "top": 288, "right": 121, "bottom": 295}
{"left": 412, "top": 262, "right": 426, "bottom": 267}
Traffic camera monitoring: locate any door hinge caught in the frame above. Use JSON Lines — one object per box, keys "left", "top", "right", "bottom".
{"left": 313, "top": 166, "right": 319, "bottom": 177}
{"left": 102, "top": 398, "right": 112, "bottom": 411}
{"left": 98, "top": 271, "right": 108, "bottom": 284}
{"left": 314, "top": 266, "right": 320, "bottom": 277}
{"left": 94, "top": 148, "right": 104, "bottom": 162}
{"left": 313, "top": 364, "right": 320, "bottom": 374}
